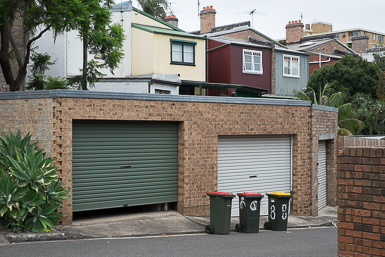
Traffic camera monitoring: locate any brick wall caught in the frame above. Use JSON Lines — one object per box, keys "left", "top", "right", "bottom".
{"left": 0, "top": 16, "right": 28, "bottom": 90}
{"left": 221, "top": 30, "right": 267, "bottom": 42}
{"left": 312, "top": 41, "right": 349, "bottom": 55}
{"left": 0, "top": 94, "right": 338, "bottom": 225}
{"left": 337, "top": 146, "right": 385, "bottom": 256}
{"left": 200, "top": 7, "right": 216, "bottom": 34}
{"left": 286, "top": 22, "right": 304, "bottom": 44}
{"left": 311, "top": 108, "right": 339, "bottom": 215}
{"left": 0, "top": 85, "right": 10, "bottom": 92}
{"left": 352, "top": 36, "right": 369, "bottom": 54}
{"left": 0, "top": 98, "right": 54, "bottom": 155}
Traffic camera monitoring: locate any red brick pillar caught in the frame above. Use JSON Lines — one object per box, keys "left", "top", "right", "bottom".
{"left": 337, "top": 147, "right": 385, "bottom": 256}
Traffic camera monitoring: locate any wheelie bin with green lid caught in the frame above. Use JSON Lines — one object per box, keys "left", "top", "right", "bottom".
{"left": 205, "top": 191, "right": 235, "bottom": 235}
{"left": 235, "top": 192, "right": 264, "bottom": 233}
{"left": 264, "top": 192, "right": 292, "bottom": 231}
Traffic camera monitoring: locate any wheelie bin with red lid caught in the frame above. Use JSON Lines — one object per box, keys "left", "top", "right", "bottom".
{"left": 235, "top": 192, "right": 264, "bottom": 233}
{"left": 205, "top": 191, "right": 235, "bottom": 235}
{"left": 264, "top": 192, "right": 292, "bottom": 231}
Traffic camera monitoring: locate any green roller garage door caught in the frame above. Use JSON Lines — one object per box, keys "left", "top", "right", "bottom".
{"left": 72, "top": 121, "right": 178, "bottom": 212}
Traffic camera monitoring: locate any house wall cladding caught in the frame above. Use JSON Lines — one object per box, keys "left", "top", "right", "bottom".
{"left": 0, "top": 91, "right": 337, "bottom": 225}
{"left": 311, "top": 107, "right": 339, "bottom": 215}
{"left": 337, "top": 147, "right": 385, "bottom": 257}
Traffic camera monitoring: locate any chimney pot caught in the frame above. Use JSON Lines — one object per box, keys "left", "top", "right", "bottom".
{"left": 289, "top": 21, "right": 291, "bottom": 24}
{"left": 210, "top": 5, "right": 213, "bottom": 9}
{"left": 299, "top": 20, "right": 301, "bottom": 23}
{"left": 203, "top": 7, "right": 206, "bottom": 10}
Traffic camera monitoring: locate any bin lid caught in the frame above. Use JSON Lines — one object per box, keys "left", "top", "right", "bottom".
{"left": 266, "top": 192, "right": 291, "bottom": 196}
{"left": 237, "top": 192, "right": 262, "bottom": 196}
{"left": 206, "top": 191, "right": 234, "bottom": 196}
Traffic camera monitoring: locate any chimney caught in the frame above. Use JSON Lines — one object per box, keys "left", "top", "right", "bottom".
{"left": 351, "top": 35, "right": 369, "bottom": 54}
{"left": 286, "top": 20, "right": 304, "bottom": 44}
{"left": 200, "top": 6, "right": 216, "bottom": 34}
{"left": 165, "top": 15, "right": 178, "bottom": 28}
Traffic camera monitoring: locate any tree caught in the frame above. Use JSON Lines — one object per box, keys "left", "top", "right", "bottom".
{"left": 353, "top": 93, "right": 385, "bottom": 135}
{"left": 294, "top": 84, "right": 365, "bottom": 135}
{"left": 0, "top": 0, "right": 124, "bottom": 91}
{"left": 373, "top": 52, "right": 385, "bottom": 101}
{"left": 138, "top": 0, "right": 169, "bottom": 20}
{"left": 306, "top": 55, "right": 380, "bottom": 102}
{"left": 67, "top": 0, "right": 125, "bottom": 90}
{"left": 27, "top": 50, "right": 73, "bottom": 90}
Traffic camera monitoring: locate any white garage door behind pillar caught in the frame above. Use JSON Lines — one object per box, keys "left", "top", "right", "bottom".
{"left": 318, "top": 141, "right": 327, "bottom": 210}
{"left": 218, "top": 136, "right": 292, "bottom": 216}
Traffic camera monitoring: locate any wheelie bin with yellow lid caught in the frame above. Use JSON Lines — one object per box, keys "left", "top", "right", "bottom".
{"left": 205, "top": 191, "right": 235, "bottom": 235}
{"left": 264, "top": 192, "right": 292, "bottom": 231}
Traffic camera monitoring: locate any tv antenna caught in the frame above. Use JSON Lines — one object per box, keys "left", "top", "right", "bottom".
{"left": 169, "top": 1, "right": 177, "bottom": 15}
{"left": 198, "top": 0, "right": 200, "bottom": 16}
{"left": 249, "top": 9, "right": 256, "bottom": 29}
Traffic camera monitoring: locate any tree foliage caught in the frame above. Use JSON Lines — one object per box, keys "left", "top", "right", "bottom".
{"left": 0, "top": 0, "right": 125, "bottom": 91}
{"left": 294, "top": 84, "right": 364, "bottom": 135}
{"left": 306, "top": 55, "right": 380, "bottom": 101}
{"left": 27, "top": 50, "right": 73, "bottom": 90}
{"left": 0, "top": 131, "right": 70, "bottom": 232}
{"left": 138, "top": 0, "right": 169, "bottom": 20}
{"left": 67, "top": 0, "right": 125, "bottom": 90}
{"left": 353, "top": 93, "right": 385, "bottom": 135}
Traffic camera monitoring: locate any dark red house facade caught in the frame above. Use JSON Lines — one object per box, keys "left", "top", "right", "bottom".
{"left": 207, "top": 38, "right": 273, "bottom": 96}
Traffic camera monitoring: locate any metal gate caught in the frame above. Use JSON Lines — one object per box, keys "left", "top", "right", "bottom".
{"left": 217, "top": 135, "right": 292, "bottom": 216}
{"left": 72, "top": 121, "right": 178, "bottom": 211}
{"left": 318, "top": 141, "right": 327, "bottom": 210}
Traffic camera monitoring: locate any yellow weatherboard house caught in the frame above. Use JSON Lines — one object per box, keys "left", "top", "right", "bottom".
{"left": 131, "top": 7, "right": 206, "bottom": 82}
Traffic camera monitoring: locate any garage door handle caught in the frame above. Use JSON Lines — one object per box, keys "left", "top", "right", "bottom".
{"left": 249, "top": 175, "right": 257, "bottom": 178}
{"left": 120, "top": 166, "right": 132, "bottom": 169}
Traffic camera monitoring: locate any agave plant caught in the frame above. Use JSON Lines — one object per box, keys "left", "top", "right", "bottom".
{"left": 0, "top": 131, "right": 70, "bottom": 232}
{"left": 294, "top": 84, "right": 364, "bottom": 135}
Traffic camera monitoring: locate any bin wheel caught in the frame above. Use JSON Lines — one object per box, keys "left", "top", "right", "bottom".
{"left": 205, "top": 225, "right": 214, "bottom": 234}
{"left": 235, "top": 224, "right": 241, "bottom": 232}
{"left": 264, "top": 222, "right": 271, "bottom": 230}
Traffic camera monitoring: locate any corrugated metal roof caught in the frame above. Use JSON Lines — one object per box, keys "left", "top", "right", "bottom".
{"left": 132, "top": 24, "right": 205, "bottom": 39}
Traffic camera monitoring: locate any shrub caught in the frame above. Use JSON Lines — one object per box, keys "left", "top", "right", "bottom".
{"left": 0, "top": 131, "right": 70, "bottom": 232}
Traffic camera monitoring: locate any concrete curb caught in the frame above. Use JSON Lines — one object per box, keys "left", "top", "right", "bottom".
{"left": 4, "top": 232, "right": 84, "bottom": 243}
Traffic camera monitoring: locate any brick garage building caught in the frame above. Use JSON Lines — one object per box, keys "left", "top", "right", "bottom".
{"left": 337, "top": 146, "right": 385, "bottom": 256}
{"left": 0, "top": 90, "right": 338, "bottom": 225}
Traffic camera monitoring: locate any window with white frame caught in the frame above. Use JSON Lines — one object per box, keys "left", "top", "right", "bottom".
{"left": 373, "top": 33, "right": 376, "bottom": 41}
{"left": 171, "top": 39, "right": 196, "bottom": 65}
{"left": 379, "top": 35, "right": 383, "bottom": 44}
{"left": 242, "top": 49, "right": 263, "bottom": 74}
{"left": 283, "top": 55, "right": 300, "bottom": 78}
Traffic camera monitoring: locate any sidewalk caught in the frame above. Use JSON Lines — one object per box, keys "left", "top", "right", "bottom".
{"left": 0, "top": 206, "right": 338, "bottom": 245}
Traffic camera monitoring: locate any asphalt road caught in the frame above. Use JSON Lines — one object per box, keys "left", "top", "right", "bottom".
{"left": 0, "top": 227, "right": 337, "bottom": 257}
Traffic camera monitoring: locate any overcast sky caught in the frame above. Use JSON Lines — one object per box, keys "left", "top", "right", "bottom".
{"left": 131, "top": 0, "right": 385, "bottom": 40}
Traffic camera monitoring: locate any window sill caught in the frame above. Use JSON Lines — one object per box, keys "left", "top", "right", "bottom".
{"left": 170, "top": 62, "right": 196, "bottom": 66}
{"left": 283, "top": 74, "right": 300, "bottom": 78}
{"left": 243, "top": 70, "right": 263, "bottom": 75}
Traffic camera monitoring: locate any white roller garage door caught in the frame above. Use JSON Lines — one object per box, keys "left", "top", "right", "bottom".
{"left": 318, "top": 141, "right": 327, "bottom": 210}
{"left": 218, "top": 135, "right": 292, "bottom": 216}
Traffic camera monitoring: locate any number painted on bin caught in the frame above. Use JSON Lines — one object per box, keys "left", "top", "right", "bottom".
{"left": 240, "top": 197, "right": 246, "bottom": 209}
{"left": 270, "top": 205, "right": 276, "bottom": 220}
{"left": 250, "top": 201, "right": 258, "bottom": 211}
{"left": 282, "top": 204, "right": 288, "bottom": 220}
